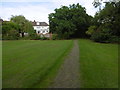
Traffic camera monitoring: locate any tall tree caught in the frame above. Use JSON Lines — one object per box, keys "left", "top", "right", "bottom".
{"left": 10, "top": 15, "right": 34, "bottom": 37}
{"left": 2, "top": 21, "right": 19, "bottom": 40}
{"left": 89, "top": 0, "right": 120, "bottom": 42}
{"left": 24, "top": 20, "right": 35, "bottom": 35}
{"left": 93, "top": 0, "right": 102, "bottom": 10}
{"left": 49, "top": 3, "right": 92, "bottom": 39}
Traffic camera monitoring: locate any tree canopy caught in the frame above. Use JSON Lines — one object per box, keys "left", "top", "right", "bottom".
{"left": 2, "top": 1, "right": 120, "bottom": 42}
{"left": 10, "top": 15, "right": 34, "bottom": 37}
{"left": 86, "top": 0, "right": 120, "bottom": 43}
{"left": 2, "top": 15, "right": 35, "bottom": 40}
{"left": 2, "top": 21, "right": 19, "bottom": 40}
{"left": 49, "top": 3, "right": 93, "bottom": 39}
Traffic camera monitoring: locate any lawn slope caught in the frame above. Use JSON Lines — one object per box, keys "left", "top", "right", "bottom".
{"left": 3, "top": 40, "right": 73, "bottom": 88}
{"left": 79, "top": 39, "right": 118, "bottom": 88}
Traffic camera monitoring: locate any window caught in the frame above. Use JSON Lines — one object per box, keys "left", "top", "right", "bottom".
{"left": 38, "top": 31, "right": 40, "bottom": 33}
{"left": 37, "top": 22, "right": 39, "bottom": 25}
{"left": 37, "top": 26, "right": 40, "bottom": 28}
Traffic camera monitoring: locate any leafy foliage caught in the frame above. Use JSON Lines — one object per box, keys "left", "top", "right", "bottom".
{"left": 2, "top": 21, "right": 19, "bottom": 40}
{"left": 49, "top": 3, "right": 92, "bottom": 39}
{"left": 2, "top": 15, "right": 36, "bottom": 40}
{"left": 86, "top": 26, "right": 96, "bottom": 35}
{"left": 10, "top": 15, "right": 34, "bottom": 37}
{"left": 90, "top": 1, "right": 120, "bottom": 43}
{"left": 51, "top": 34, "right": 58, "bottom": 40}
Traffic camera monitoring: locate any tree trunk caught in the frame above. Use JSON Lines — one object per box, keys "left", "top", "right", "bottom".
{"left": 22, "top": 32, "right": 24, "bottom": 37}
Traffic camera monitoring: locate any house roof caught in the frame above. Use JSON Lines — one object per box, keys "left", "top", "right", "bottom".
{"left": 0, "top": 19, "right": 9, "bottom": 23}
{"left": 32, "top": 20, "right": 49, "bottom": 26}
{"left": 3, "top": 21, "right": 9, "bottom": 23}
{"left": 0, "top": 19, "right": 3, "bottom": 22}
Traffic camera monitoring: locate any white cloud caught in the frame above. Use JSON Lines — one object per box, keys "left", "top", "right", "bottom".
{"left": 1, "top": 0, "right": 50, "bottom": 2}
{"left": 0, "top": 0, "right": 99, "bottom": 23}
{"left": 0, "top": 3, "right": 53, "bottom": 23}
{"left": 51, "top": 0, "right": 98, "bottom": 16}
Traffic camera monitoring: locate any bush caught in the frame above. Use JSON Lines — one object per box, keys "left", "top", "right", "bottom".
{"left": 91, "top": 31, "right": 110, "bottom": 43}
{"left": 40, "top": 37, "right": 49, "bottom": 40}
{"left": 109, "top": 36, "right": 120, "bottom": 43}
{"left": 2, "top": 30, "right": 20, "bottom": 40}
{"left": 52, "top": 34, "right": 58, "bottom": 40}
{"left": 20, "top": 33, "right": 49, "bottom": 40}
{"left": 90, "top": 30, "right": 120, "bottom": 43}
{"left": 62, "top": 32, "right": 70, "bottom": 39}
{"left": 86, "top": 26, "right": 96, "bottom": 35}
{"left": 29, "top": 33, "right": 40, "bottom": 40}
{"left": 19, "top": 36, "right": 30, "bottom": 40}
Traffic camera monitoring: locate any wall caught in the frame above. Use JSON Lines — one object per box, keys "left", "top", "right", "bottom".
{"left": 33, "top": 26, "right": 49, "bottom": 34}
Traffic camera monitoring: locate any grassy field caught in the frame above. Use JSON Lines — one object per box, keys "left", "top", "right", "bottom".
{"left": 2, "top": 40, "right": 73, "bottom": 88}
{"left": 79, "top": 39, "right": 118, "bottom": 88}
{"left": 2, "top": 39, "right": 118, "bottom": 88}
{"left": 0, "top": 41, "right": 2, "bottom": 89}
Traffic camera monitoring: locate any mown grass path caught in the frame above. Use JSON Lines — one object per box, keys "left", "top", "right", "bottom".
{"left": 50, "top": 40, "right": 80, "bottom": 88}
{"left": 78, "top": 39, "right": 118, "bottom": 88}
{"left": 3, "top": 40, "right": 73, "bottom": 88}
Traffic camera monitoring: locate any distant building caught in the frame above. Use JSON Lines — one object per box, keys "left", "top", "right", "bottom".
{"left": 0, "top": 18, "right": 3, "bottom": 24}
{"left": 32, "top": 20, "right": 49, "bottom": 35}
{"left": 1, "top": 19, "right": 52, "bottom": 38}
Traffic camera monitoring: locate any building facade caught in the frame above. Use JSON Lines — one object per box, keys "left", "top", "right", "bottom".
{"left": 32, "top": 20, "right": 49, "bottom": 35}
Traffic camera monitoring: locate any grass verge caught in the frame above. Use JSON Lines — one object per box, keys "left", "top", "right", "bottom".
{"left": 3, "top": 40, "right": 73, "bottom": 88}
{"left": 79, "top": 39, "right": 118, "bottom": 88}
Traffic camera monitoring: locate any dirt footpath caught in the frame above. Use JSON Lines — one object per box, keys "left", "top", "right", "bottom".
{"left": 50, "top": 40, "right": 80, "bottom": 88}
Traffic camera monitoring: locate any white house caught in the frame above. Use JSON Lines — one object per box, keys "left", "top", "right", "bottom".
{"left": 32, "top": 20, "right": 49, "bottom": 35}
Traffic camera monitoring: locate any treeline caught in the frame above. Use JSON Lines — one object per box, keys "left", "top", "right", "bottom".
{"left": 2, "top": 0, "right": 120, "bottom": 43}
{"left": 49, "top": 0, "right": 120, "bottom": 43}
{"left": 49, "top": 3, "right": 92, "bottom": 39}
{"left": 2, "top": 15, "right": 39, "bottom": 40}
{"left": 87, "top": 0, "right": 120, "bottom": 43}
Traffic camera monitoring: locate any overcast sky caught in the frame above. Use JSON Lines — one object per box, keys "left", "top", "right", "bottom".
{"left": 0, "top": 0, "right": 101, "bottom": 23}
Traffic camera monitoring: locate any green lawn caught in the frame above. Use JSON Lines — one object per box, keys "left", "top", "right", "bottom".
{"left": 2, "top": 39, "right": 118, "bottom": 88}
{"left": 2, "top": 40, "right": 73, "bottom": 88}
{"left": 79, "top": 39, "right": 118, "bottom": 88}
{"left": 0, "top": 41, "right": 2, "bottom": 89}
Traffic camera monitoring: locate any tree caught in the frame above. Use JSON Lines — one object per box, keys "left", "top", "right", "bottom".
{"left": 93, "top": 0, "right": 102, "bottom": 10}
{"left": 2, "top": 15, "right": 35, "bottom": 40}
{"left": 10, "top": 15, "right": 34, "bottom": 37}
{"left": 2, "top": 21, "right": 19, "bottom": 40}
{"left": 49, "top": 6, "right": 75, "bottom": 39}
{"left": 24, "top": 20, "right": 35, "bottom": 35}
{"left": 86, "top": 26, "right": 96, "bottom": 35}
{"left": 91, "top": 0, "right": 120, "bottom": 43}
{"left": 49, "top": 3, "right": 92, "bottom": 39}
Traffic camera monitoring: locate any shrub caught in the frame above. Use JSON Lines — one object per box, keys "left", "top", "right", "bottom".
{"left": 91, "top": 31, "right": 110, "bottom": 43}
{"left": 29, "top": 33, "right": 40, "bottom": 40}
{"left": 52, "top": 34, "right": 58, "bottom": 40}
{"left": 40, "top": 37, "right": 49, "bottom": 40}
{"left": 109, "top": 36, "right": 120, "bottom": 43}
{"left": 19, "top": 36, "right": 30, "bottom": 40}
{"left": 86, "top": 26, "right": 96, "bottom": 35}
{"left": 2, "top": 30, "right": 19, "bottom": 40}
